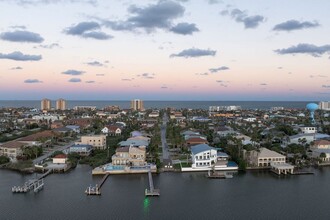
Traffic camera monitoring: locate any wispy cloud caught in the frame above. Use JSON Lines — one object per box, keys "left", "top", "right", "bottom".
{"left": 0, "top": 51, "right": 41, "bottom": 61}
{"left": 4, "top": 0, "right": 97, "bottom": 6}
{"left": 24, "top": 79, "right": 42, "bottom": 83}
{"left": 103, "top": 1, "right": 186, "bottom": 34}
{"left": 64, "top": 21, "right": 112, "bottom": 40}
{"left": 221, "top": 8, "right": 265, "bottom": 28}
{"left": 322, "top": 85, "right": 330, "bottom": 88}
{"left": 0, "top": 30, "right": 44, "bottom": 43}
{"left": 34, "top": 43, "right": 60, "bottom": 49}
{"left": 85, "top": 60, "right": 104, "bottom": 67}
{"left": 137, "top": 73, "right": 155, "bottom": 79}
{"left": 274, "top": 43, "right": 330, "bottom": 57}
{"left": 170, "top": 48, "right": 216, "bottom": 58}
{"left": 209, "top": 66, "right": 229, "bottom": 73}
{"left": 122, "top": 78, "right": 134, "bottom": 81}
{"left": 68, "top": 78, "right": 81, "bottom": 83}
{"left": 85, "top": 80, "right": 95, "bottom": 83}
{"left": 62, "top": 69, "right": 85, "bottom": 75}
{"left": 273, "top": 20, "right": 319, "bottom": 32}
{"left": 260, "top": 83, "right": 267, "bottom": 86}
{"left": 170, "top": 22, "right": 199, "bottom": 35}
{"left": 10, "top": 66, "right": 23, "bottom": 70}
{"left": 196, "top": 72, "right": 209, "bottom": 76}
{"left": 96, "top": 74, "right": 105, "bottom": 76}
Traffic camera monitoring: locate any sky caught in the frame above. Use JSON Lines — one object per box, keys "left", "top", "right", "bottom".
{"left": 0, "top": 0, "right": 329, "bottom": 101}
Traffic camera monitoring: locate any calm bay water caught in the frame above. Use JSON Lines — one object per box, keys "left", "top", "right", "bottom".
{"left": 1, "top": 165, "right": 330, "bottom": 220}
{"left": 0, "top": 100, "right": 312, "bottom": 110}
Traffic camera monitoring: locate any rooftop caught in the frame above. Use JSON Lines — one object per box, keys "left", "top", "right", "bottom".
{"left": 191, "top": 144, "right": 215, "bottom": 155}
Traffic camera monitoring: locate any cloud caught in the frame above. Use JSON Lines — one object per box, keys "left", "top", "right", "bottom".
{"left": 96, "top": 74, "right": 105, "bottom": 76}
{"left": 85, "top": 80, "right": 95, "bottom": 83}
{"left": 4, "top": 0, "right": 97, "bottom": 6}
{"left": 82, "top": 31, "right": 113, "bottom": 40}
{"left": 216, "top": 80, "right": 229, "bottom": 87}
{"left": 35, "top": 43, "right": 60, "bottom": 49}
{"left": 62, "top": 69, "right": 85, "bottom": 75}
{"left": 160, "top": 86, "right": 168, "bottom": 89}
{"left": 0, "top": 51, "right": 42, "bottom": 61}
{"left": 137, "top": 73, "right": 155, "bottom": 79}
{"left": 322, "top": 85, "right": 330, "bottom": 88}
{"left": 260, "top": 83, "right": 267, "bottom": 86}
{"left": 24, "top": 79, "right": 42, "bottom": 83}
{"left": 222, "top": 8, "right": 265, "bottom": 28}
{"left": 9, "top": 25, "right": 26, "bottom": 29}
{"left": 170, "top": 48, "right": 216, "bottom": 58}
{"left": 310, "top": 74, "right": 327, "bottom": 78}
{"left": 274, "top": 43, "right": 330, "bottom": 57}
{"left": 10, "top": 66, "right": 23, "bottom": 70}
{"left": 68, "top": 78, "right": 81, "bottom": 83}
{"left": 103, "top": 1, "right": 185, "bottom": 33}
{"left": 122, "top": 78, "right": 134, "bottom": 81}
{"left": 86, "top": 61, "right": 104, "bottom": 66}
{"left": 208, "top": 0, "right": 221, "bottom": 4}
{"left": 64, "top": 21, "right": 112, "bottom": 40}
{"left": 0, "top": 30, "right": 44, "bottom": 43}
{"left": 196, "top": 72, "right": 209, "bottom": 76}
{"left": 209, "top": 66, "right": 229, "bottom": 73}
{"left": 170, "top": 22, "right": 199, "bottom": 35}
{"left": 273, "top": 20, "right": 319, "bottom": 32}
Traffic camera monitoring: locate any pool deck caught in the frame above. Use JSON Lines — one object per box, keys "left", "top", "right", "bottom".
{"left": 92, "top": 164, "right": 157, "bottom": 175}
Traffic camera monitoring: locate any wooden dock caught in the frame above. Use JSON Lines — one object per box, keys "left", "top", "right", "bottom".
{"left": 11, "top": 169, "right": 52, "bottom": 194}
{"left": 145, "top": 169, "right": 160, "bottom": 197}
{"left": 206, "top": 171, "right": 233, "bottom": 179}
{"left": 85, "top": 173, "right": 109, "bottom": 196}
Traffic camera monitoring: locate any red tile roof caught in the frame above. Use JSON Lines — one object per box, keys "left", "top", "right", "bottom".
{"left": 54, "top": 154, "right": 67, "bottom": 159}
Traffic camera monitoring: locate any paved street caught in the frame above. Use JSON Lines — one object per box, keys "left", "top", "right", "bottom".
{"left": 160, "top": 113, "right": 170, "bottom": 161}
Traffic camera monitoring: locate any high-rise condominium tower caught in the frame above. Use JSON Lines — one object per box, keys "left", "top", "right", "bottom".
{"left": 56, "top": 98, "right": 66, "bottom": 110}
{"left": 41, "top": 98, "right": 51, "bottom": 111}
{"left": 130, "top": 99, "right": 144, "bottom": 111}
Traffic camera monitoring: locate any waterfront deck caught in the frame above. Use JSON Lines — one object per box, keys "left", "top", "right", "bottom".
{"left": 11, "top": 169, "right": 52, "bottom": 194}
{"left": 206, "top": 171, "right": 233, "bottom": 179}
{"left": 85, "top": 173, "right": 110, "bottom": 195}
{"left": 145, "top": 169, "right": 160, "bottom": 197}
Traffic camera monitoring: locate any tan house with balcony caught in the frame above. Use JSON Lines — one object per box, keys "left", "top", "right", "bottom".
{"left": 76, "top": 135, "right": 107, "bottom": 150}
{"left": 112, "top": 146, "right": 146, "bottom": 166}
{"left": 246, "top": 147, "right": 286, "bottom": 167}
{"left": 0, "top": 141, "right": 25, "bottom": 159}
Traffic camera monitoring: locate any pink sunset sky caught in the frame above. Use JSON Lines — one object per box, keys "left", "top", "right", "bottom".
{"left": 0, "top": 0, "right": 329, "bottom": 101}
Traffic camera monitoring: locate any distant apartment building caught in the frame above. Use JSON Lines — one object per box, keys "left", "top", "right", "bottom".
{"left": 56, "top": 98, "right": 66, "bottom": 110}
{"left": 76, "top": 135, "right": 107, "bottom": 150}
{"left": 319, "top": 101, "right": 330, "bottom": 111}
{"left": 73, "top": 106, "right": 96, "bottom": 111}
{"left": 271, "top": 107, "right": 284, "bottom": 111}
{"left": 130, "top": 99, "right": 144, "bottom": 111}
{"left": 41, "top": 98, "right": 51, "bottom": 111}
{"left": 209, "top": 106, "right": 241, "bottom": 112}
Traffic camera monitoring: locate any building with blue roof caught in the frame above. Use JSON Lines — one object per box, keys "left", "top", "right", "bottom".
{"left": 185, "top": 144, "right": 238, "bottom": 171}
{"left": 69, "top": 144, "right": 92, "bottom": 156}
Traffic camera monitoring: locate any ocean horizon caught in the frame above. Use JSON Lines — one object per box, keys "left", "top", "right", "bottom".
{"left": 0, "top": 100, "right": 315, "bottom": 110}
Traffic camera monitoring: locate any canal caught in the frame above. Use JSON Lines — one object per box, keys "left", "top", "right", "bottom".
{"left": 1, "top": 165, "right": 330, "bottom": 220}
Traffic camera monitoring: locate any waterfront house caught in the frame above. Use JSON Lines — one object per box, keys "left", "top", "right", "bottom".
{"left": 112, "top": 146, "right": 146, "bottom": 166}
{"left": 53, "top": 154, "right": 68, "bottom": 164}
{"left": 0, "top": 141, "right": 25, "bottom": 159}
{"left": 191, "top": 144, "right": 217, "bottom": 168}
{"left": 76, "top": 135, "right": 106, "bottom": 150}
{"left": 69, "top": 144, "right": 92, "bottom": 156}
{"left": 18, "top": 130, "right": 56, "bottom": 147}
{"left": 102, "top": 125, "right": 122, "bottom": 136}
{"left": 245, "top": 148, "right": 286, "bottom": 167}
{"left": 311, "top": 140, "right": 330, "bottom": 149}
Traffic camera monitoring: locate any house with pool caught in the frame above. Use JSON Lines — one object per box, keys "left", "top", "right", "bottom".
{"left": 181, "top": 144, "right": 238, "bottom": 172}
{"left": 92, "top": 146, "right": 156, "bottom": 175}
